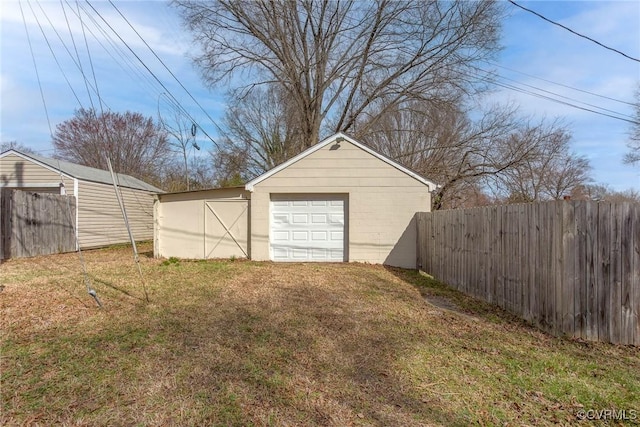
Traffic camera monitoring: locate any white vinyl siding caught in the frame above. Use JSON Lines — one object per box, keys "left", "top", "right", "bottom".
{"left": 0, "top": 154, "right": 75, "bottom": 195}
{"left": 77, "top": 180, "right": 155, "bottom": 248}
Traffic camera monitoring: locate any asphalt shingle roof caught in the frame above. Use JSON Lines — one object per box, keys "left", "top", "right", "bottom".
{"left": 2, "top": 149, "right": 163, "bottom": 193}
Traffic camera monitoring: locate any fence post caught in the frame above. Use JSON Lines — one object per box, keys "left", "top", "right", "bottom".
{"left": 416, "top": 212, "right": 423, "bottom": 271}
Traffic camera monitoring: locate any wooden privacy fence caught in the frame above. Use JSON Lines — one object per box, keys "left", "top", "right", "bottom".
{"left": 416, "top": 201, "right": 639, "bottom": 346}
{"left": 1, "top": 189, "right": 76, "bottom": 260}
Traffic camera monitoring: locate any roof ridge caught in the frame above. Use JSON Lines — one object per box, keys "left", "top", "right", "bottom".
{"left": 1, "top": 149, "right": 163, "bottom": 193}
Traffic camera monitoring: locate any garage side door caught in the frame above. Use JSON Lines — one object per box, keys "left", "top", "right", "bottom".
{"left": 205, "top": 199, "right": 249, "bottom": 259}
{"left": 270, "top": 195, "right": 346, "bottom": 262}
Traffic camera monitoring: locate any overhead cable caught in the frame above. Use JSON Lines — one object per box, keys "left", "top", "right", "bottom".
{"left": 19, "top": 0, "right": 53, "bottom": 136}
{"left": 65, "top": 0, "right": 162, "bottom": 105}
{"left": 479, "top": 73, "right": 640, "bottom": 125}
{"left": 469, "top": 65, "right": 637, "bottom": 122}
{"left": 28, "top": 0, "right": 84, "bottom": 107}
{"left": 60, "top": 0, "right": 96, "bottom": 110}
{"left": 108, "top": 0, "right": 222, "bottom": 144}
{"left": 508, "top": 0, "right": 640, "bottom": 63}
{"left": 85, "top": 0, "right": 220, "bottom": 149}
{"left": 484, "top": 61, "right": 636, "bottom": 107}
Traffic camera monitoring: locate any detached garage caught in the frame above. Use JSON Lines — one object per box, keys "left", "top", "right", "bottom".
{"left": 154, "top": 133, "right": 436, "bottom": 268}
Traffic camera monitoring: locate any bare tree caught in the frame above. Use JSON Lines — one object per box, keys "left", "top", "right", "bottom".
{"left": 52, "top": 108, "right": 170, "bottom": 185}
{"left": 158, "top": 101, "right": 201, "bottom": 191}
{"left": 624, "top": 84, "right": 640, "bottom": 164}
{"left": 176, "top": 0, "right": 503, "bottom": 149}
{"left": 1, "top": 141, "right": 36, "bottom": 154}
{"left": 492, "top": 119, "right": 592, "bottom": 202}
{"left": 571, "top": 183, "right": 640, "bottom": 204}
{"left": 359, "top": 98, "right": 591, "bottom": 208}
{"left": 160, "top": 155, "right": 217, "bottom": 192}
{"left": 361, "top": 99, "right": 535, "bottom": 209}
{"left": 214, "top": 86, "right": 305, "bottom": 182}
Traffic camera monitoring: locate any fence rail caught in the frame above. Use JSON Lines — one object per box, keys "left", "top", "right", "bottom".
{"left": 1, "top": 189, "right": 76, "bottom": 260}
{"left": 416, "top": 201, "right": 639, "bottom": 346}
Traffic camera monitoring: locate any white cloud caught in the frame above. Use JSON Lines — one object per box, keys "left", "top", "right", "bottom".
{"left": 487, "top": 1, "right": 640, "bottom": 190}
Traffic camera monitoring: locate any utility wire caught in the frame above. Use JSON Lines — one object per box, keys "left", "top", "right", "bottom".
{"left": 108, "top": 0, "right": 221, "bottom": 145}
{"left": 19, "top": 0, "right": 53, "bottom": 137}
{"left": 469, "top": 64, "right": 637, "bottom": 121}
{"left": 19, "top": 0, "right": 101, "bottom": 308}
{"left": 65, "top": 0, "right": 161, "bottom": 106}
{"left": 28, "top": 0, "right": 84, "bottom": 107}
{"left": 31, "top": 0, "right": 107, "bottom": 111}
{"left": 77, "top": 0, "right": 106, "bottom": 113}
{"left": 446, "top": 61, "right": 639, "bottom": 124}
{"left": 60, "top": 0, "right": 96, "bottom": 111}
{"left": 484, "top": 61, "right": 636, "bottom": 107}
{"left": 508, "top": 0, "right": 640, "bottom": 63}
{"left": 479, "top": 73, "right": 640, "bottom": 125}
{"left": 85, "top": 0, "right": 220, "bottom": 149}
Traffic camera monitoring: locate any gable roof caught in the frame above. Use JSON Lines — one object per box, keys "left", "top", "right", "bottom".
{"left": 0, "top": 149, "right": 163, "bottom": 193}
{"left": 245, "top": 132, "right": 438, "bottom": 192}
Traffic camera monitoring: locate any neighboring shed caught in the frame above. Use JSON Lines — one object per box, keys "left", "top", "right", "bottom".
{"left": 154, "top": 133, "right": 436, "bottom": 269}
{"left": 0, "top": 149, "right": 161, "bottom": 249}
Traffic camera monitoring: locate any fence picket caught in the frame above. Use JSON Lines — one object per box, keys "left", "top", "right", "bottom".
{"left": 416, "top": 200, "right": 639, "bottom": 345}
{"left": 1, "top": 190, "right": 76, "bottom": 259}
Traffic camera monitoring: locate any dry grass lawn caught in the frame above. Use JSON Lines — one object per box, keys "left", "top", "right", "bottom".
{"left": 1, "top": 244, "right": 638, "bottom": 426}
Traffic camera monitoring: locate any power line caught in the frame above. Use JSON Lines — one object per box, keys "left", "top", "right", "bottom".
{"left": 455, "top": 62, "right": 639, "bottom": 125}
{"left": 107, "top": 0, "right": 222, "bottom": 143}
{"left": 484, "top": 61, "right": 636, "bottom": 107}
{"left": 77, "top": 0, "right": 106, "bottom": 114}
{"left": 508, "top": 0, "right": 640, "bottom": 63}
{"left": 71, "top": 1, "right": 164, "bottom": 105}
{"left": 477, "top": 72, "right": 640, "bottom": 125}
{"left": 85, "top": 0, "right": 220, "bottom": 149}
{"left": 19, "top": 0, "right": 53, "bottom": 137}
{"left": 60, "top": 0, "right": 96, "bottom": 111}
{"left": 65, "top": 0, "right": 163, "bottom": 106}
{"left": 29, "top": 0, "right": 84, "bottom": 107}
{"left": 446, "top": 64, "right": 637, "bottom": 125}
{"left": 473, "top": 66, "right": 638, "bottom": 121}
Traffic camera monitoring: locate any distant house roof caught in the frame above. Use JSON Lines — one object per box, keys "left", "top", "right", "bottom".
{"left": 0, "top": 149, "right": 163, "bottom": 193}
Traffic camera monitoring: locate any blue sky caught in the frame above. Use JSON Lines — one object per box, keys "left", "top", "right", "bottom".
{"left": 1, "top": 1, "right": 639, "bottom": 190}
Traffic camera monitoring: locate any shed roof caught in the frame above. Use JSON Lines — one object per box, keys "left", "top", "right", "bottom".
{"left": 0, "top": 149, "right": 163, "bottom": 192}
{"left": 245, "top": 132, "right": 438, "bottom": 192}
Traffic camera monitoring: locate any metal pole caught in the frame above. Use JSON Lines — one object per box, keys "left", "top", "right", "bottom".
{"left": 106, "top": 156, "right": 149, "bottom": 302}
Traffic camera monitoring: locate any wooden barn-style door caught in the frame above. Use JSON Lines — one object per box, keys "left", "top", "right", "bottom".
{"left": 204, "top": 199, "right": 249, "bottom": 259}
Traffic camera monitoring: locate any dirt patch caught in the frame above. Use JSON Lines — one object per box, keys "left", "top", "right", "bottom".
{"left": 422, "top": 294, "right": 480, "bottom": 322}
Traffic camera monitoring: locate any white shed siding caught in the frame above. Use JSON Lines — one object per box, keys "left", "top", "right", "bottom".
{"left": 250, "top": 140, "right": 430, "bottom": 268}
{"left": 154, "top": 188, "right": 249, "bottom": 259}
{"left": 0, "top": 153, "right": 75, "bottom": 195}
{"left": 77, "top": 180, "right": 155, "bottom": 248}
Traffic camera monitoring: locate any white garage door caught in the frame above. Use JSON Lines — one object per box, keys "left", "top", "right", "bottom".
{"left": 270, "top": 196, "right": 346, "bottom": 262}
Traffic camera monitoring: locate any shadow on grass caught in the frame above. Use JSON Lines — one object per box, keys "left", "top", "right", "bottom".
{"left": 139, "top": 250, "right": 154, "bottom": 259}
{"left": 5, "top": 255, "right": 640, "bottom": 426}
{"left": 3, "top": 269, "right": 474, "bottom": 426}
{"left": 91, "top": 275, "right": 146, "bottom": 302}
{"left": 4, "top": 261, "right": 640, "bottom": 426}
{"left": 143, "top": 282, "right": 475, "bottom": 426}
